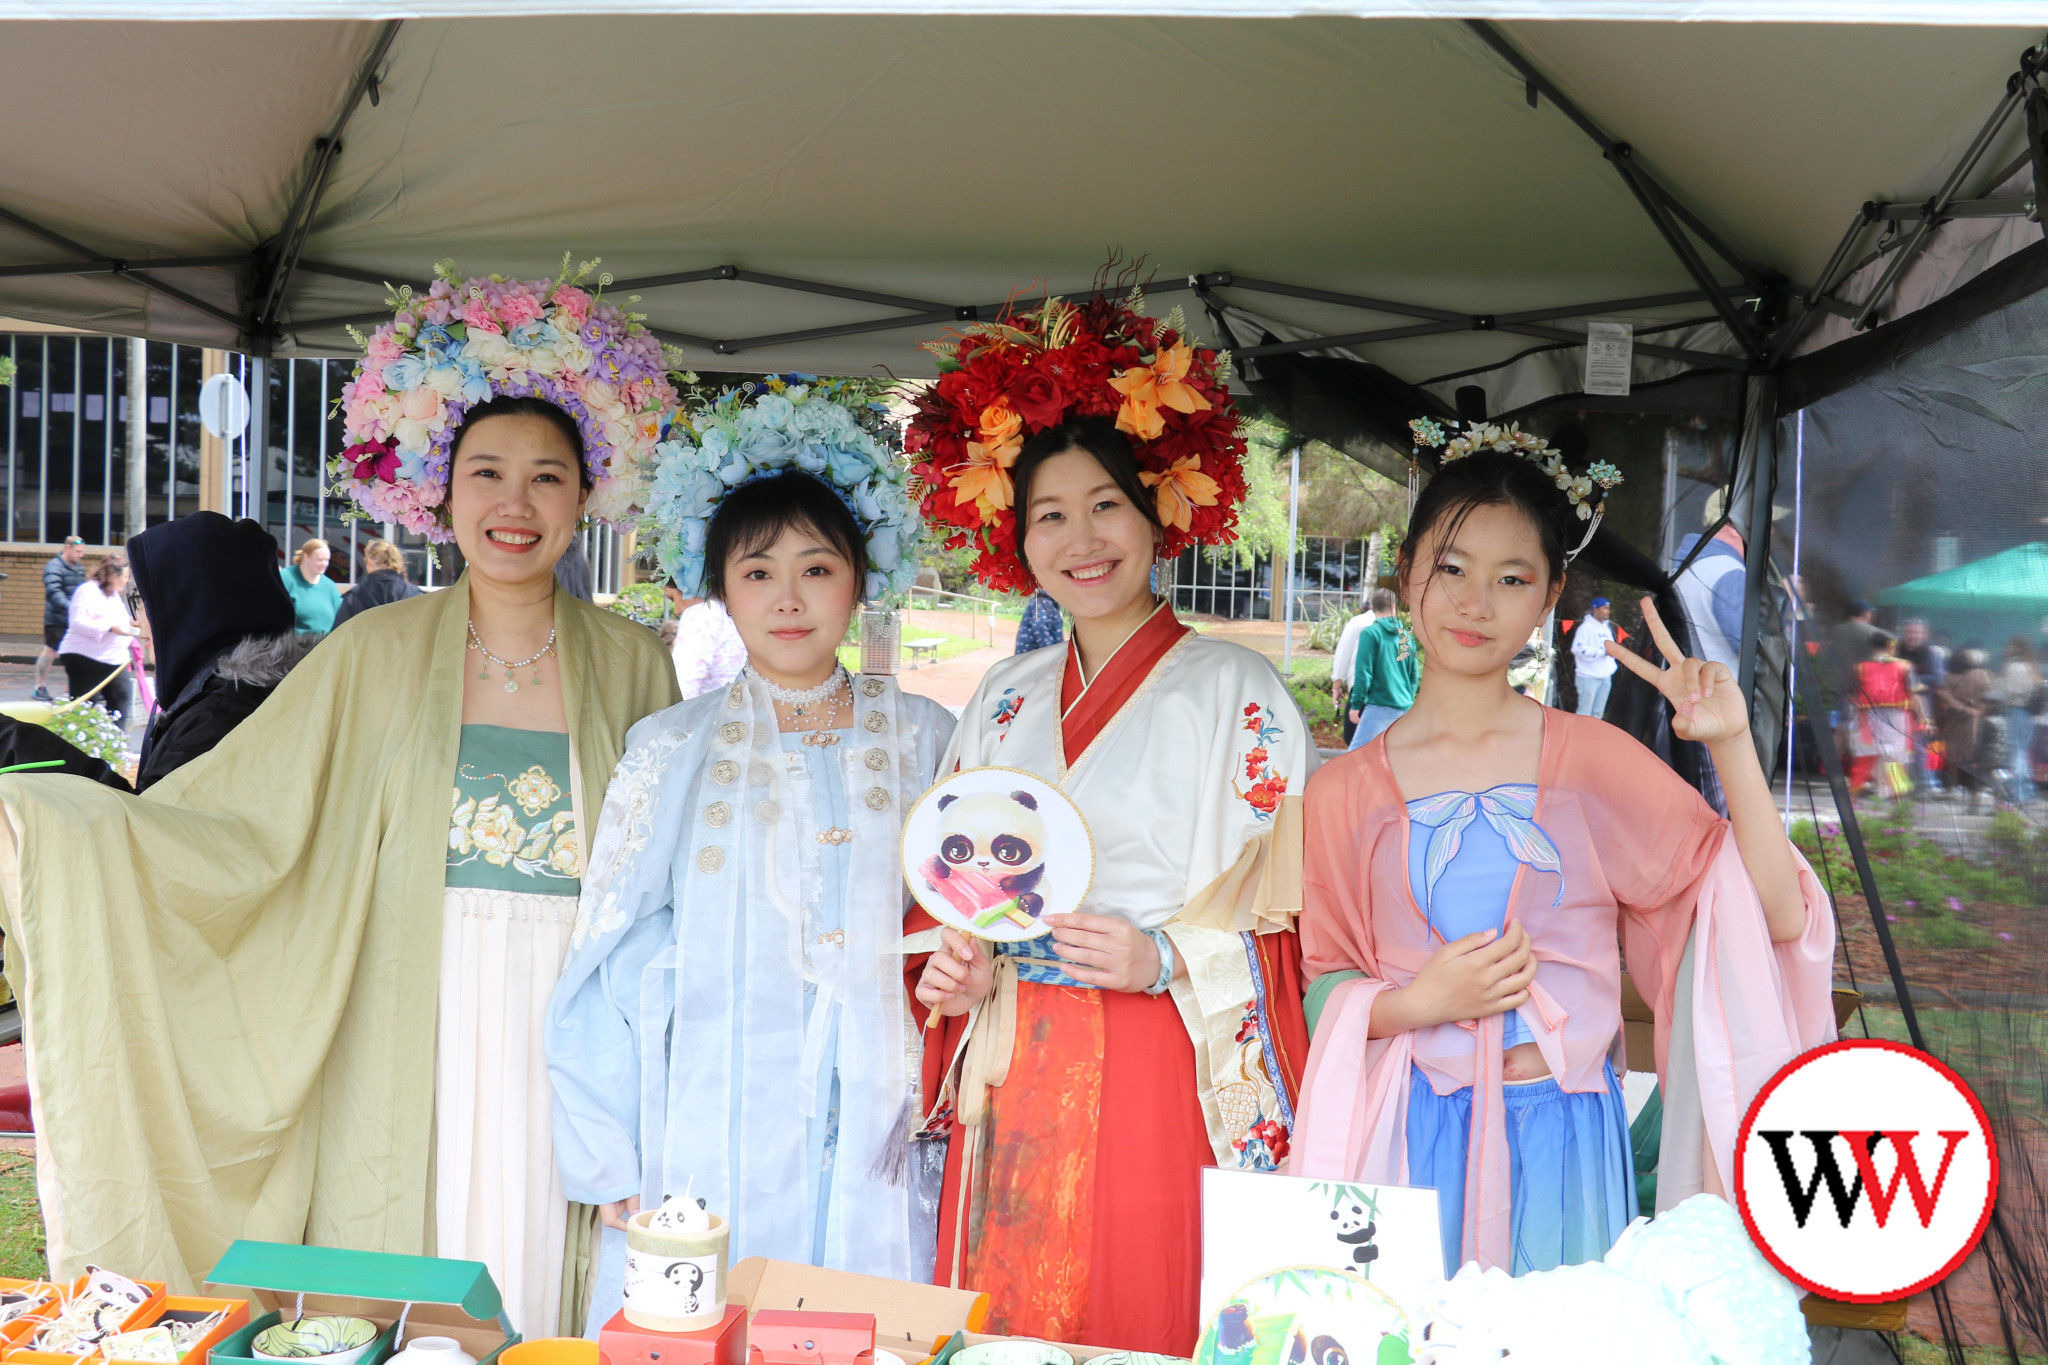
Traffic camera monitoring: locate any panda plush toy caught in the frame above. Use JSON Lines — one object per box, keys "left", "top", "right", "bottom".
{"left": 921, "top": 789, "right": 1050, "bottom": 930}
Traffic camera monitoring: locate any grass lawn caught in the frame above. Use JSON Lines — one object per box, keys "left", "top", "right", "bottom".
{"left": 838, "top": 629, "right": 989, "bottom": 673}
{"left": 1896, "top": 1336, "right": 2048, "bottom": 1365}
{"left": 1850, "top": 1003, "right": 2048, "bottom": 1122}
{"left": 0, "top": 1152, "right": 44, "bottom": 1278}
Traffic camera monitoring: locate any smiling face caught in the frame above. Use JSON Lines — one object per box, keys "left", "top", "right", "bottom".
{"left": 299, "top": 545, "right": 331, "bottom": 581}
{"left": 1402, "top": 500, "right": 1564, "bottom": 682}
{"left": 1020, "top": 447, "right": 1160, "bottom": 624}
{"left": 446, "top": 413, "right": 588, "bottom": 593}
{"left": 721, "top": 520, "right": 860, "bottom": 689}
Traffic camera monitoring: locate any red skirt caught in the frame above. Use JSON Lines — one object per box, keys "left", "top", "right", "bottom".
{"left": 933, "top": 982, "right": 1213, "bottom": 1355}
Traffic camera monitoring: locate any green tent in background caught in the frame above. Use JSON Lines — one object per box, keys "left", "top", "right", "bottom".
{"left": 1877, "top": 542, "right": 2048, "bottom": 652}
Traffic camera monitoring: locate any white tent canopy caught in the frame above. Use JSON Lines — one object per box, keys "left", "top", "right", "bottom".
{"left": 1, "top": 6, "right": 2043, "bottom": 402}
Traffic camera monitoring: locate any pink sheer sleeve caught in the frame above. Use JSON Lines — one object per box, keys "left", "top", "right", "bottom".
{"left": 1290, "top": 756, "right": 1414, "bottom": 1183}
{"left": 1581, "top": 725, "right": 1837, "bottom": 1202}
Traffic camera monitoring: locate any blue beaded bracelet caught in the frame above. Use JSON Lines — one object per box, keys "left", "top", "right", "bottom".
{"left": 1144, "top": 928, "right": 1176, "bottom": 995}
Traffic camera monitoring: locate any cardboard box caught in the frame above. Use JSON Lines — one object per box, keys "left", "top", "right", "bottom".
{"left": 2, "top": 1276, "right": 169, "bottom": 1361}
{"left": 724, "top": 1261, "right": 986, "bottom": 1363}
{"left": 747, "top": 1310, "right": 872, "bottom": 1365}
{"left": 204, "top": 1242, "right": 519, "bottom": 1365}
{"left": 598, "top": 1306, "right": 747, "bottom": 1365}
{"left": 8, "top": 1295, "right": 251, "bottom": 1365}
{"left": 0, "top": 1280, "right": 69, "bottom": 1349}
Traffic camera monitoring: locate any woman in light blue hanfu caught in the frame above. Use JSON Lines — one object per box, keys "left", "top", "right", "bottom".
{"left": 546, "top": 384, "right": 951, "bottom": 1332}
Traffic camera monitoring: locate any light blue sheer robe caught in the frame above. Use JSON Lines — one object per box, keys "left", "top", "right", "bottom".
{"left": 545, "top": 680, "right": 953, "bottom": 1334}
{"left": 1400, "top": 785, "right": 1637, "bottom": 1276}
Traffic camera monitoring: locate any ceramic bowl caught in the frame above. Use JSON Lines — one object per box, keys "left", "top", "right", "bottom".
{"left": 253, "top": 1317, "right": 380, "bottom": 1365}
{"left": 953, "top": 1344, "right": 1074, "bottom": 1365}
{"left": 389, "top": 1338, "right": 476, "bottom": 1365}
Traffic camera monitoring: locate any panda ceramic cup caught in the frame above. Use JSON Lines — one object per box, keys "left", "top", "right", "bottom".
{"left": 902, "top": 766, "right": 1093, "bottom": 942}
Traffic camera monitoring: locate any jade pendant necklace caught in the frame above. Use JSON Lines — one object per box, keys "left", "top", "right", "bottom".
{"left": 468, "top": 620, "right": 556, "bottom": 693}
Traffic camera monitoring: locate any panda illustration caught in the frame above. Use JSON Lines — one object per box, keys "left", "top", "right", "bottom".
{"left": 663, "top": 1258, "right": 707, "bottom": 1313}
{"left": 922, "top": 789, "right": 1049, "bottom": 928}
{"left": 1331, "top": 1201, "right": 1379, "bottom": 1268}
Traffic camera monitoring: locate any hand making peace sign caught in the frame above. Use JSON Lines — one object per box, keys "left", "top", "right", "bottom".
{"left": 1605, "top": 596, "right": 1748, "bottom": 747}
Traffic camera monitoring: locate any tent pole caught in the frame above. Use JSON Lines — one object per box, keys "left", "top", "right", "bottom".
{"left": 1282, "top": 446, "right": 1299, "bottom": 676}
{"left": 1735, "top": 374, "right": 1778, "bottom": 715}
{"left": 1850, "top": 80, "right": 2026, "bottom": 331}
{"left": 0, "top": 203, "right": 245, "bottom": 330}
{"left": 1463, "top": 20, "right": 1772, "bottom": 333}
{"left": 251, "top": 19, "right": 404, "bottom": 344}
{"left": 1606, "top": 148, "right": 1765, "bottom": 359}
{"left": 0, "top": 255, "right": 248, "bottom": 279}
{"left": 250, "top": 358, "right": 273, "bottom": 546}
{"left": 2025, "top": 85, "right": 2048, "bottom": 240}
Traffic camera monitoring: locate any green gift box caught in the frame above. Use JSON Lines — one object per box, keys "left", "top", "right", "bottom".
{"left": 203, "top": 1242, "right": 521, "bottom": 1365}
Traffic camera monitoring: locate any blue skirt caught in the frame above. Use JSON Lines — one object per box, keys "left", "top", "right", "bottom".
{"left": 1404, "top": 1060, "right": 1638, "bottom": 1276}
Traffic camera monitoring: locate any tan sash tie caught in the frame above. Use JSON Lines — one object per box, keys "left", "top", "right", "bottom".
{"left": 957, "top": 955, "right": 1019, "bottom": 1129}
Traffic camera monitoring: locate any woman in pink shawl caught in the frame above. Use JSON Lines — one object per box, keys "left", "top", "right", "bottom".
{"left": 1289, "top": 429, "right": 1836, "bottom": 1278}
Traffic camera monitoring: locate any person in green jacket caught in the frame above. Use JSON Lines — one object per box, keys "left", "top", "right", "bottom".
{"left": 1346, "top": 586, "right": 1418, "bottom": 750}
{"left": 280, "top": 537, "right": 343, "bottom": 634}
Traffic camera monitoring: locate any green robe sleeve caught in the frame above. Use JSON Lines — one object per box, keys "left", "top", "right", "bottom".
{"left": 0, "top": 580, "right": 678, "bottom": 1289}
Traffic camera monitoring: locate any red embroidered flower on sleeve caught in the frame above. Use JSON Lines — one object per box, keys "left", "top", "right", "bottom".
{"left": 1232, "top": 702, "right": 1288, "bottom": 820}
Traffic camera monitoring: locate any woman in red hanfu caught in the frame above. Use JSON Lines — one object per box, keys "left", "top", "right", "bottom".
{"left": 905, "top": 293, "right": 1318, "bottom": 1355}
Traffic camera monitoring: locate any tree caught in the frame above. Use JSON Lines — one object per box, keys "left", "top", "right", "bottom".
{"left": 1219, "top": 414, "right": 1406, "bottom": 567}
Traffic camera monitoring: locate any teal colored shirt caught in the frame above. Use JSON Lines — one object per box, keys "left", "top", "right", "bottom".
{"left": 1350, "top": 615, "right": 1419, "bottom": 711}
{"left": 446, "top": 725, "right": 580, "bottom": 896}
{"left": 280, "top": 564, "right": 343, "bottom": 634}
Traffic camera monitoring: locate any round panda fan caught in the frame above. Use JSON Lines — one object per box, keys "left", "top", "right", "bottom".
{"left": 901, "top": 766, "right": 1094, "bottom": 943}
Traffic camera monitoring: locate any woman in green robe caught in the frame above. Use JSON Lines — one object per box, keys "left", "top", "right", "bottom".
{"left": 0, "top": 394, "right": 678, "bottom": 1326}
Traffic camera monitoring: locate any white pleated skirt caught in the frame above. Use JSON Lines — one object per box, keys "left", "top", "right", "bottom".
{"left": 435, "top": 886, "right": 578, "bottom": 1338}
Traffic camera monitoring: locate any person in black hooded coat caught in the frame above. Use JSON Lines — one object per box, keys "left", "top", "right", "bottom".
{"left": 128, "top": 512, "right": 317, "bottom": 793}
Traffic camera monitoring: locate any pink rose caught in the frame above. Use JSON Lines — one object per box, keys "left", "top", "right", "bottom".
{"left": 367, "top": 331, "right": 404, "bottom": 362}
{"left": 461, "top": 299, "right": 503, "bottom": 335}
{"left": 497, "top": 293, "right": 543, "bottom": 329}
{"left": 400, "top": 386, "right": 442, "bottom": 421}
{"left": 551, "top": 286, "right": 592, "bottom": 328}
{"left": 351, "top": 369, "right": 386, "bottom": 401}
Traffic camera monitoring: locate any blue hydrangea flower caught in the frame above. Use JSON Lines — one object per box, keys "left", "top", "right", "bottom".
{"left": 507, "top": 320, "right": 559, "bottom": 349}
{"left": 383, "top": 356, "right": 425, "bottom": 392}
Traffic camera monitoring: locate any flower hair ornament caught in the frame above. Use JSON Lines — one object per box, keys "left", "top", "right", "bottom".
{"left": 904, "top": 285, "right": 1248, "bottom": 594}
{"left": 334, "top": 255, "right": 679, "bottom": 541}
{"left": 1408, "top": 417, "right": 1623, "bottom": 563}
{"left": 643, "top": 374, "right": 922, "bottom": 601}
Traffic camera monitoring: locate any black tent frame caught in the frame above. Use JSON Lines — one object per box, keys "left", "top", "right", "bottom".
{"left": 3, "top": 20, "right": 2047, "bottom": 1344}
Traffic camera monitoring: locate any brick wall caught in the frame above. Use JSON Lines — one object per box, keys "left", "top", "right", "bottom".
{"left": 0, "top": 543, "right": 118, "bottom": 638}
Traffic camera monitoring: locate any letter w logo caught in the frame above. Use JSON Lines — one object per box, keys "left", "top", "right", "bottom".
{"left": 1759, "top": 1130, "right": 1971, "bottom": 1229}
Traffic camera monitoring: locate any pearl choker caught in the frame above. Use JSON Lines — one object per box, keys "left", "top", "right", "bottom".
{"left": 748, "top": 664, "right": 847, "bottom": 709}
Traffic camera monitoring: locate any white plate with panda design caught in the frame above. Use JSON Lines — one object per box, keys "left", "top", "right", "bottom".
{"left": 902, "top": 766, "right": 1093, "bottom": 942}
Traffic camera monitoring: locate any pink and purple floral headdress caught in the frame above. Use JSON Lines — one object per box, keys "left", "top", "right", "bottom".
{"left": 334, "top": 256, "right": 678, "bottom": 541}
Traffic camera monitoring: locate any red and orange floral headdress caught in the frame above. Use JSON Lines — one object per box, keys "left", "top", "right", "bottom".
{"left": 904, "top": 286, "right": 1248, "bottom": 594}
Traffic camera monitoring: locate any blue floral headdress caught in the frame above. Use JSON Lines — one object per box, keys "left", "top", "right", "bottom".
{"left": 644, "top": 375, "right": 923, "bottom": 600}
{"left": 1409, "top": 417, "right": 1622, "bottom": 563}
